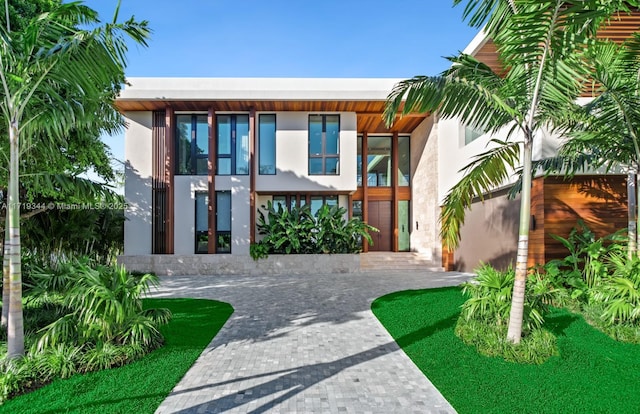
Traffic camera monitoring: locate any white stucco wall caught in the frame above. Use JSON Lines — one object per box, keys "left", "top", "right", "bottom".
{"left": 173, "top": 176, "right": 207, "bottom": 254}
{"left": 216, "top": 175, "right": 251, "bottom": 255}
{"left": 172, "top": 175, "right": 251, "bottom": 255}
{"left": 255, "top": 112, "right": 357, "bottom": 192}
{"left": 437, "top": 117, "right": 570, "bottom": 205}
{"left": 124, "top": 111, "right": 153, "bottom": 255}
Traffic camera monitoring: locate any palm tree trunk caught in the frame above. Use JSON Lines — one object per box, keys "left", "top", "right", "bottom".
{"left": 628, "top": 171, "right": 637, "bottom": 258}
{"left": 7, "top": 118, "right": 24, "bottom": 358}
{"left": 506, "top": 139, "right": 533, "bottom": 344}
{"left": 1, "top": 217, "right": 9, "bottom": 327}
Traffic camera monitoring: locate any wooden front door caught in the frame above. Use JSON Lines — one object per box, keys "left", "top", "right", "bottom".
{"left": 368, "top": 201, "right": 392, "bottom": 251}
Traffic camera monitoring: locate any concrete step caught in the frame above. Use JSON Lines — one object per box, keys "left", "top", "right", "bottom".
{"left": 359, "top": 252, "right": 443, "bottom": 271}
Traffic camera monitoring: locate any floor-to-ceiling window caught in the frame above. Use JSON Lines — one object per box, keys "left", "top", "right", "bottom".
{"left": 355, "top": 134, "right": 411, "bottom": 252}
{"left": 398, "top": 136, "right": 410, "bottom": 186}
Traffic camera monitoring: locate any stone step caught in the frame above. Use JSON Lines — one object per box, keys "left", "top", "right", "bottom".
{"left": 359, "top": 252, "right": 443, "bottom": 271}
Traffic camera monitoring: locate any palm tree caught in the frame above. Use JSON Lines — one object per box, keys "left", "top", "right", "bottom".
{"left": 1, "top": 1, "right": 149, "bottom": 358}
{"left": 538, "top": 37, "right": 640, "bottom": 257}
{"left": 384, "top": 0, "right": 635, "bottom": 343}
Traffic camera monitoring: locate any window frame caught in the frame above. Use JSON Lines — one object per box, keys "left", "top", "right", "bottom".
{"left": 258, "top": 114, "right": 277, "bottom": 175}
{"left": 464, "top": 124, "right": 485, "bottom": 146}
{"left": 175, "top": 114, "right": 209, "bottom": 176}
{"left": 194, "top": 191, "right": 209, "bottom": 254}
{"left": 216, "top": 114, "right": 250, "bottom": 176}
{"left": 215, "top": 190, "right": 232, "bottom": 254}
{"left": 308, "top": 114, "right": 340, "bottom": 175}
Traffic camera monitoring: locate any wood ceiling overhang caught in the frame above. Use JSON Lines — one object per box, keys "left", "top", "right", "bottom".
{"left": 115, "top": 98, "right": 427, "bottom": 134}
{"left": 472, "top": 10, "right": 640, "bottom": 75}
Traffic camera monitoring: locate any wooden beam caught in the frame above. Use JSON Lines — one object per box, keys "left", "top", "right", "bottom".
{"left": 392, "top": 132, "right": 399, "bottom": 252}
{"left": 362, "top": 132, "right": 369, "bottom": 253}
{"left": 357, "top": 112, "right": 428, "bottom": 118}
{"left": 164, "top": 106, "right": 175, "bottom": 254}
{"left": 249, "top": 107, "right": 256, "bottom": 244}
{"left": 208, "top": 108, "right": 216, "bottom": 254}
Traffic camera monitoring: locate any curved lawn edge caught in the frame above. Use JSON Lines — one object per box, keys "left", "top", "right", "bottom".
{"left": 2, "top": 298, "right": 234, "bottom": 414}
{"left": 372, "top": 286, "right": 640, "bottom": 414}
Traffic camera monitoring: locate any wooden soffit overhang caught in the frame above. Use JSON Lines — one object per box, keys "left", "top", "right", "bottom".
{"left": 115, "top": 98, "right": 426, "bottom": 134}
{"left": 472, "top": 10, "right": 640, "bottom": 75}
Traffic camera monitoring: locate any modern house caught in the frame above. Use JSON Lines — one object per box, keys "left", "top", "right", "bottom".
{"left": 116, "top": 12, "right": 638, "bottom": 274}
{"left": 116, "top": 78, "right": 442, "bottom": 274}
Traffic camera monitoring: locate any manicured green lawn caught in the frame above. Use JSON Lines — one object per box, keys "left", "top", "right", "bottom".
{"left": 1, "top": 298, "right": 233, "bottom": 414}
{"left": 372, "top": 286, "right": 640, "bottom": 414}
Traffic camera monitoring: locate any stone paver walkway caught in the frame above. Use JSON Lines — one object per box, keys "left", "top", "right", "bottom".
{"left": 152, "top": 270, "right": 472, "bottom": 414}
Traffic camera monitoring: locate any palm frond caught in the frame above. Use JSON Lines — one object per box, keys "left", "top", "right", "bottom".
{"left": 441, "top": 139, "right": 521, "bottom": 249}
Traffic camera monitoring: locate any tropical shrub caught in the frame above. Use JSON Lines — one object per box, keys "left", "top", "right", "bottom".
{"left": 544, "top": 221, "right": 624, "bottom": 300}
{"left": 21, "top": 206, "right": 125, "bottom": 266}
{"left": 543, "top": 222, "right": 640, "bottom": 343}
{"left": 590, "top": 252, "right": 640, "bottom": 326}
{"left": 0, "top": 258, "right": 170, "bottom": 402}
{"left": 34, "top": 261, "right": 171, "bottom": 350}
{"left": 459, "top": 264, "right": 554, "bottom": 333}
{"left": 456, "top": 264, "right": 558, "bottom": 364}
{"left": 251, "top": 201, "right": 376, "bottom": 259}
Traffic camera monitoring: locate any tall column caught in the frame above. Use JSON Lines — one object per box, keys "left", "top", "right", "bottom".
{"left": 392, "top": 132, "right": 399, "bottom": 252}
{"left": 362, "top": 132, "right": 369, "bottom": 253}
{"left": 208, "top": 108, "right": 216, "bottom": 254}
{"left": 249, "top": 108, "right": 256, "bottom": 244}
{"left": 164, "top": 106, "right": 175, "bottom": 254}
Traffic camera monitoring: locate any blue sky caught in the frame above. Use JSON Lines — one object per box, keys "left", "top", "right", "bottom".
{"left": 80, "top": 0, "right": 480, "bottom": 178}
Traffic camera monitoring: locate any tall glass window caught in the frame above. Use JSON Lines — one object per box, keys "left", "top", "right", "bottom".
{"left": 352, "top": 200, "right": 363, "bottom": 221}
{"left": 216, "top": 191, "right": 231, "bottom": 253}
{"left": 357, "top": 135, "right": 363, "bottom": 186}
{"left": 309, "top": 115, "right": 340, "bottom": 175}
{"left": 195, "top": 192, "right": 208, "bottom": 254}
{"left": 398, "top": 200, "right": 410, "bottom": 251}
{"left": 217, "top": 115, "right": 249, "bottom": 175}
{"left": 259, "top": 114, "right": 276, "bottom": 175}
{"left": 398, "top": 136, "right": 410, "bottom": 186}
{"left": 367, "top": 136, "right": 391, "bottom": 187}
{"left": 176, "top": 114, "right": 208, "bottom": 175}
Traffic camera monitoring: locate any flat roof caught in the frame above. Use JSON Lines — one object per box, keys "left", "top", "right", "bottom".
{"left": 116, "top": 77, "right": 427, "bottom": 134}
{"left": 118, "top": 77, "right": 405, "bottom": 102}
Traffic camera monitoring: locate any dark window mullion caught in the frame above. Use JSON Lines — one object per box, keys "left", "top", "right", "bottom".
{"left": 190, "top": 116, "right": 197, "bottom": 175}
{"left": 231, "top": 116, "right": 236, "bottom": 175}
{"left": 321, "top": 116, "right": 326, "bottom": 174}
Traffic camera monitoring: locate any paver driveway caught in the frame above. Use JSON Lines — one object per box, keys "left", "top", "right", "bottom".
{"left": 152, "top": 270, "right": 472, "bottom": 414}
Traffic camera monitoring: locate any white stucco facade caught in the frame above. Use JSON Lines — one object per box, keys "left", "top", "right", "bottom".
{"left": 118, "top": 77, "right": 447, "bottom": 269}
{"left": 123, "top": 111, "right": 153, "bottom": 255}
{"left": 255, "top": 111, "right": 357, "bottom": 193}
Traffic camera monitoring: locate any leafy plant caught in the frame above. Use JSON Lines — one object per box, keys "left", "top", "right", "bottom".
{"left": 544, "top": 221, "right": 625, "bottom": 302}
{"left": 35, "top": 263, "right": 171, "bottom": 351}
{"left": 251, "top": 201, "right": 376, "bottom": 259}
{"left": 591, "top": 252, "right": 640, "bottom": 326}
{"left": 459, "top": 264, "right": 552, "bottom": 334}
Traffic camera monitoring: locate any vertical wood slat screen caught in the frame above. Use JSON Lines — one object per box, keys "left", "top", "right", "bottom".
{"left": 152, "top": 111, "right": 167, "bottom": 254}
